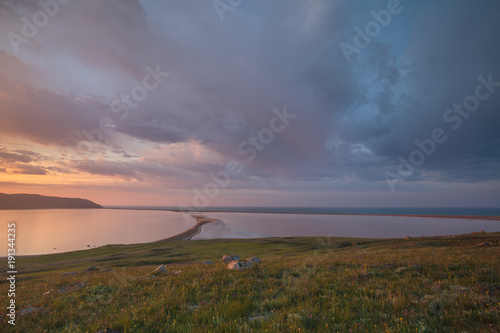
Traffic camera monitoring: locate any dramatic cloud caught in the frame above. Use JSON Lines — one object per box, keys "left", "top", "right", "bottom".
{"left": 0, "top": 150, "right": 35, "bottom": 163}
{"left": 0, "top": 0, "right": 499, "bottom": 206}
{"left": 11, "top": 164, "right": 48, "bottom": 175}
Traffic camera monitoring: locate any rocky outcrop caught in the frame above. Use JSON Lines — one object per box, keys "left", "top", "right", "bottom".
{"left": 83, "top": 266, "right": 99, "bottom": 272}
{"left": 155, "top": 264, "right": 167, "bottom": 272}
{"left": 223, "top": 253, "right": 240, "bottom": 264}
{"left": 227, "top": 260, "right": 251, "bottom": 270}
{"left": 227, "top": 256, "right": 262, "bottom": 270}
{"left": 247, "top": 256, "right": 261, "bottom": 264}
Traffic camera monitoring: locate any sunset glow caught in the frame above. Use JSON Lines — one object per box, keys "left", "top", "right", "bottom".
{"left": 1, "top": 1, "right": 499, "bottom": 208}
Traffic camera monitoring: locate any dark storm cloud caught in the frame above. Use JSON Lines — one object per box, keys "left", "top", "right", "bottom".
{"left": 357, "top": 1, "right": 500, "bottom": 184}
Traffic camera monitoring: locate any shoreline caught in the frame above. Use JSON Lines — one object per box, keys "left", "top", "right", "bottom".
{"left": 155, "top": 211, "right": 500, "bottom": 243}
{"left": 5, "top": 211, "right": 499, "bottom": 257}
{"left": 106, "top": 207, "right": 500, "bottom": 221}
{"left": 156, "top": 215, "right": 219, "bottom": 242}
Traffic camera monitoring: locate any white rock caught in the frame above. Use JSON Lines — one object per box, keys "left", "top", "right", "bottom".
{"left": 227, "top": 260, "right": 242, "bottom": 270}
{"left": 227, "top": 260, "right": 252, "bottom": 270}
{"left": 155, "top": 264, "right": 167, "bottom": 272}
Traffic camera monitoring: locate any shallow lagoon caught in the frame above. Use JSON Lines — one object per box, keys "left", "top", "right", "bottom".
{"left": 192, "top": 212, "right": 500, "bottom": 240}
{"left": 1, "top": 209, "right": 194, "bottom": 255}
{"left": 2, "top": 209, "right": 499, "bottom": 255}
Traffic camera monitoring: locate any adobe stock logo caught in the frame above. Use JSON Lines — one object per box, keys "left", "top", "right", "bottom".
{"left": 340, "top": 0, "right": 411, "bottom": 64}
{"left": 76, "top": 65, "right": 169, "bottom": 152}
{"left": 177, "top": 106, "right": 296, "bottom": 223}
{"left": 212, "top": 0, "right": 244, "bottom": 21}
{"left": 7, "top": 0, "right": 72, "bottom": 55}
{"left": 384, "top": 74, "right": 499, "bottom": 192}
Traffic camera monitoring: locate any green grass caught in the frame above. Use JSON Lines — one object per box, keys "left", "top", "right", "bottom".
{"left": 1, "top": 232, "right": 499, "bottom": 332}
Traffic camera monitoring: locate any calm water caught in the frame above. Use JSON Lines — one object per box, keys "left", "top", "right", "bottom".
{"left": 112, "top": 206, "right": 500, "bottom": 216}
{"left": 2, "top": 209, "right": 499, "bottom": 255}
{"left": 1, "top": 209, "right": 194, "bottom": 255}
{"left": 191, "top": 212, "right": 500, "bottom": 240}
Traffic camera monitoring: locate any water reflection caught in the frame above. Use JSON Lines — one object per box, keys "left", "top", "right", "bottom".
{"left": 1, "top": 209, "right": 194, "bottom": 255}
{"left": 194, "top": 213, "right": 500, "bottom": 239}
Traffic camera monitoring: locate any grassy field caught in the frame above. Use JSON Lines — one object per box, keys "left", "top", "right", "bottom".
{"left": 1, "top": 232, "right": 499, "bottom": 332}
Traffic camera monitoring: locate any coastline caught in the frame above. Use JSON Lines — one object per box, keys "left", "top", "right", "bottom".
{"left": 156, "top": 215, "right": 219, "bottom": 242}
{"left": 0, "top": 215, "right": 214, "bottom": 258}
{"left": 156, "top": 211, "right": 500, "bottom": 243}
{"left": 5, "top": 211, "right": 499, "bottom": 258}
{"left": 5, "top": 210, "right": 499, "bottom": 256}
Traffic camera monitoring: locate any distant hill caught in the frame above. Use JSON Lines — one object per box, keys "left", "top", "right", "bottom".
{"left": 0, "top": 193, "right": 103, "bottom": 210}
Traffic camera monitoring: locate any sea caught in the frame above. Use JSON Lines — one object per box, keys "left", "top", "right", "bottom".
{"left": 110, "top": 206, "right": 500, "bottom": 216}
{"left": 1, "top": 207, "right": 499, "bottom": 255}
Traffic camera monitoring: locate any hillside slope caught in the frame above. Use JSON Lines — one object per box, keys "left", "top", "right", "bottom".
{"left": 0, "top": 193, "right": 102, "bottom": 209}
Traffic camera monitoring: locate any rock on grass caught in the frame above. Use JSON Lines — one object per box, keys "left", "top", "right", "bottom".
{"left": 155, "top": 264, "right": 167, "bottom": 272}
{"left": 223, "top": 253, "right": 240, "bottom": 264}
{"left": 83, "top": 266, "right": 99, "bottom": 273}
{"left": 18, "top": 304, "right": 43, "bottom": 316}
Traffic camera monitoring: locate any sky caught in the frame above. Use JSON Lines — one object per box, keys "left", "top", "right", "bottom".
{"left": 0, "top": 0, "right": 499, "bottom": 208}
